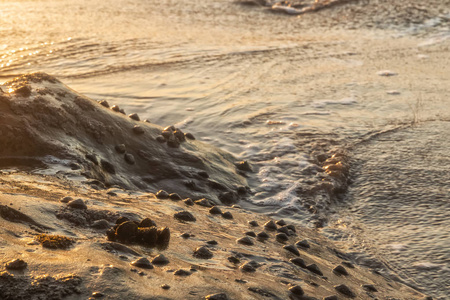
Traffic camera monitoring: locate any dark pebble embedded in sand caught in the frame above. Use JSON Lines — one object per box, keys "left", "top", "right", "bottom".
{"left": 240, "top": 261, "right": 258, "bottom": 272}
{"left": 99, "top": 100, "right": 109, "bottom": 108}
{"left": 228, "top": 256, "right": 240, "bottom": 264}
{"left": 111, "top": 105, "right": 120, "bottom": 112}
{"left": 306, "top": 264, "right": 323, "bottom": 276}
{"left": 156, "top": 190, "right": 169, "bottom": 199}
{"left": 119, "top": 108, "right": 126, "bottom": 114}
{"left": 130, "top": 257, "right": 154, "bottom": 269}
{"left": 185, "top": 132, "right": 195, "bottom": 140}
{"left": 67, "top": 199, "right": 87, "bottom": 210}
{"left": 277, "top": 226, "right": 290, "bottom": 235}
{"left": 167, "top": 136, "right": 180, "bottom": 148}
{"left": 362, "top": 284, "right": 378, "bottom": 292}
{"left": 181, "top": 233, "right": 191, "bottom": 239}
{"left": 137, "top": 227, "right": 158, "bottom": 246}
{"left": 248, "top": 220, "right": 259, "bottom": 227}
{"left": 335, "top": 284, "right": 356, "bottom": 298}
{"left": 256, "top": 231, "right": 269, "bottom": 239}
{"left": 237, "top": 236, "right": 254, "bottom": 246}
{"left": 333, "top": 265, "right": 349, "bottom": 276}
{"left": 174, "top": 211, "right": 196, "bottom": 222}
{"left": 133, "top": 125, "right": 144, "bottom": 134}
{"left": 289, "top": 285, "right": 304, "bottom": 296}
{"left": 236, "top": 160, "right": 252, "bottom": 172}
{"left": 91, "top": 219, "right": 110, "bottom": 229}
{"left": 342, "top": 261, "right": 354, "bottom": 268}
{"left": 86, "top": 154, "right": 98, "bottom": 164}
{"left": 174, "top": 269, "right": 191, "bottom": 276}
{"left": 173, "top": 130, "right": 185, "bottom": 142}
{"left": 206, "top": 240, "right": 218, "bottom": 245}
{"left": 296, "top": 239, "right": 310, "bottom": 249}
{"left": 276, "top": 233, "right": 289, "bottom": 243}
{"left": 151, "top": 254, "right": 170, "bottom": 265}
{"left": 156, "top": 135, "right": 166, "bottom": 143}
{"left": 100, "top": 159, "right": 116, "bottom": 174}
{"left": 323, "top": 296, "right": 338, "bottom": 300}
{"left": 193, "top": 246, "right": 213, "bottom": 259}
{"left": 169, "top": 193, "right": 182, "bottom": 201}
{"left": 195, "top": 198, "right": 213, "bottom": 207}
{"left": 264, "top": 220, "right": 277, "bottom": 231}
{"left": 184, "top": 198, "right": 194, "bottom": 206}
{"left": 124, "top": 153, "right": 135, "bottom": 165}
{"left": 115, "top": 144, "right": 126, "bottom": 154}
{"left": 222, "top": 211, "right": 233, "bottom": 219}
{"left": 5, "top": 259, "right": 27, "bottom": 270}
{"left": 209, "top": 206, "right": 222, "bottom": 215}
{"left": 91, "top": 291, "right": 105, "bottom": 298}
{"left": 276, "top": 219, "right": 286, "bottom": 226}
{"left": 198, "top": 171, "right": 209, "bottom": 178}
{"left": 205, "top": 293, "right": 229, "bottom": 300}
{"left": 245, "top": 231, "right": 256, "bottom": 237}
{"left": 283, "top": 245, "right": 300, "bottom": 256}
{"left": 161, "top": 284, "right": 170, "bottom": 290}
{"left": 156, "top": 227, "right": 170, "bottom": 248}
{"left": 60, "top": 196, "right": 73, "bottom": 203}
{"left": 290, "top": 258, "right": 307, "bottom": 268}
{"left": 286, "top": 224, "right": 296, "bottom": 232}
{"left": 128, "top": 113, "right": 140, "bottom": 121}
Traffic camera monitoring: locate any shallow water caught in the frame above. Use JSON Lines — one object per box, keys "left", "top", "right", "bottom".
{"left": 1, "top": 0, "right": 450, "bottom": 298}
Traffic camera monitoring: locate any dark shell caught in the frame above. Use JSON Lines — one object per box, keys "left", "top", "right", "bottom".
{"left": 139, "top": 217, "right": 156, "bottom": 228}
{"left": 115, "top": 221, "right": 138, "bottom": 243}
{"left": 156, "top": 227, "right": 170, "bottom": 250}
{"left": 137, "top": 227, "right": 158, "bottom": 247}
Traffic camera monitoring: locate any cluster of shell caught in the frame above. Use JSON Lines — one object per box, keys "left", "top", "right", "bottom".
{"left": 106, "top": 216, "right": 170, "bottom": 250}
{"left": 156, "top": 125, "right": 195, "bottom": 148}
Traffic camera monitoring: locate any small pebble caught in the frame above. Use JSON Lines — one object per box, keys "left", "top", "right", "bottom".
{"left": 206, "top": 240, "right": 218, "bottom": 245}
{"left": 362, "top": 284, "right": 378, "bottom": 292}
{"left": 276, "top": 219, "right": 286, "bottom": 226}
{"left": 67, "top": 199, "right": 87, "bottom": 210}
{"left": 256, "top": 231, "right": 269, "bottom": 239}
{"left": 248, "top": 220, "right": 259, "bottom": 227}
{"left": 264, "top": 220, "right": 277, "bottom": 230}
{"left": 288, "top": 285, "right": 304, "bottom": 296}
{"left": 236, "top": 160, "right": 252, "bottom": 172}
{"left": 128, "top": 113, "right": 140, "bottom": 121}
{"left": 209, "top": 206, "right": 222, "bottom": 215}
{"left": 323, "top": 296, "right": 338, "bottom": 300}
{"left": 130, "top": 257, "right": 153, "bottom": 269}
{"left": 333, "top": 265, "right": 349, "bottom": 276}
{"left": 283, "top": 245, "right": 300, "bottom": 256}
{"left": 143, "top": 119, "right": 151, "bottom": 123}
{"left": 115, "top": 144, "right": 126, "bottom": 154}
{"left": 195, "top": 198, "right": 213, "bottom": 207}
{"left": 240, "top": 261, "right": 258, "bottom": 272}
{"left": 111, "top": 105, "right": 120, "bottom": 112}
{"left": 180, "top": 233, "right": 191, "bottom": 239}
{"left": 161, "top": 284, "right": 170, "bottom": 290}
{"left": 198, "top": 171, "right": 209, "bottom": 178}
{"left": 174, "top": 269, "right": 191, "bottom": 276}
{"left": 132, "top": 125, "right": 144, "bottom": 134}
{"left": 174, "top": 211, "right": 196, "bottom": 222}
{"left": 306, "top": 264, "right": 323, "bottom": 276}
{"left": 290, "top": 258, "right": 307, "bottom": 268}
{"left": 98, "top": 100, "right": 109, "bottom": 108}
{"left": 119, "top": 108, "right": 126, "bottom": 114}
{"left": 124, "top": 153, "right": 135, "bottom": 165}
{"left": 334, "top": 284, "right": 356, "bottom": 298}
{"left": 227, "top": 256, "right": 240, "bottom": 264}
{"left": 237, "top": 236, "right": 254, "bottom": 246}
{"left": 60, "top": 196, "right": 73, "bottom": 203}
{"left": 286, "top": 224, "right": 296, "bottom": 232}
{"left": 139, "top": 217, "right": 156, "bottom": 228}
{"left": 5, "top": 259, "right": 27, "bottom": 270}
{"left": 184, "top": 198, "right": 194, "bottom": 206}
{"left": 205, "top": 293, "right": 229, "bottom": 300}
{"left": 193, "top": 246, "right": 213, "bottom": 259}
{"left": 156, "top": 135, "right": 166, "bottom": 143}
{"left": 296, "top": 239, "right": 310, "bottom": 249}
{"left": 277, "top": 226, "right": 290, "bottom": 235}
{"left": 169, "top": 193, "right": 182, "bottom": 201}
{"left": 222, "top": 212, "right": 233, "bottom": 219}
{"left": 155, "top": 190, "right": 169, "bottom": 199}
{"left": 276, "top": 233, "right": 288, "bottom": 243}
{"left": 86, "top": 154, "right": 98, "bottom": 164}
{"left": 151, "top": 254, "right": 170, "bottom": 265}
{"left": 185, "top": 133, "right": 196, "bottom": 140}
{"left": 245, "top": 231, "right": 256, "bottom": 237}
{"left": 341, "top": 261, "right": 354, "bottom": 268}
{"left": 91, "top": 219, "right": 110, "bottom": 229}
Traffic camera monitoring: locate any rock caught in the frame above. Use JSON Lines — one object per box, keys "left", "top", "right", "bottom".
{"left": 173, "top": 269, "right": 191, "bottom": 276}
{"left": 277, "top": 226, "right": 290, "bottom": 235}
{"left": 248, "top": 220, "right": 259, "bottom": 227}
{"left": 115, "top": 216, "right": 129, "bottom": 225}
{"left": 184, "top": 198, "right": 194, "bottom": 206}
{"left": 334, "top": 284, "right": 356, "bottom": 298}
{"left": 151, "top": 254, "right": 170, "bottom": 265}
{"left": 85, "top": 154, "right": 98, "bottom": 164}
{"left": 197, "top": 171, "right": 209, "bottom": 178}
{"left": 98, "top": 100, "right": 109, "bottom": 108}
{"left": 156, "top": 227, "right": 170, "bottom": 249}
{"left": 124, "top": 153, "right": 135, "bottom": 165}
{"left": 132, "top": 125, "right": 144, "bottom": 134}
{"left": 174, "top": 211, "right": 196, "bottom": 222}
{"left": 130, "top": 257, "right": 153, "bottom": 269}
{"left": 91, "top": 219, "right": 110, "bottom": 229}
{"left": 236, "top": 160, "right": 252, "bottom": 172}
{"left": 139, "top": 217, "right": 157, "bottom": 228}
{"left": 283, "top": 245, "right": 300, "bottom": 256}
{"left": 128, "top": 113, "right": 140, "bottom": 121}
{"left": 237, "top": 236, "right": 254, "bottom": 246}
{"left": 209, "top": 206, "right": 222, "bottom": 215}
{"left": 333, "top": 265, "right": 349, "bottom": 276}
{"left": 156, "top": 135, "right": 166, "bottom": 143}
{"left": 185, "top": 133, "right": 195, "bottom": 140}
{"left": 180, "top": 233, "right": 191, "bottom": 239}
{"left": 286, "top": 224, "right": 296, "bottom": 232}
{"left": 296, "top": 239, "right": 310, "bottom": 249}
{"left": 306, "top": 264, "right": 323, "bottom": 276}
{"left": 256, "top": 231, "right": 269, "bottom": 239}
{"left": 290, "top": 258, "right": 307, "bottom": 268}
{"left": 161, "top": 284, "right": 170, "bottom": 290}
{"left": 227, "top": 256, "right": 240, "bottom": 264}
{"left": 205, "top": 293, "right": 228, "bottom": 300}
{"left": 245, "top": 231, "right": 256, "bottom": 237}
{"left": 289, "top": 285, "right": 304, "bottom": 296}
{"left": 240, "top": 261, "right": 258, "bottom": 272}
{"left": 115, "top": 144, "right": 126, "bottom": 154}
{"left": 91, "top": 291, "right": 105, "bottom": 298}
{"left": 194, "top": 198, "right": 213, "bottom": 207}
{"left": 222, "top": 211, "right": 233, "bottom": 219}
{"left": 5, "top": 259, "right": 27, "bottom": 270}
{"left": 193, "top": 246, "right": 213, "bottom": 259}
{"left": 137, "top": 227, "right": 158, "bottom": 246}
{"left": 111, "top": 105, "right": 120, "bottom": 112}
{"left": 323, "top": 296, "right": 338, "bottom": 300}
{"left": 276, "top": 233, "right": 288, "bottom": 243}
{"left": 167, "top": 136, "right": 180, "bottom": 148}
{"left": 100, "top": 159, "right": 115, "bottom": 174}
{"left": 206, "top": 240, "right": 218, "bottom": 245}
{"left": 231, "top": 204, "right": 241, "bottom": 208}
{"left": 173, "top": 130, "right": 185, "bottom": 142}
{"left": 60, "top": 196, "right": 73, "bottom": 203}
{"left": 116, "top": 221, "right": 138, "bottom": 243}
{"left": 342, "top": 261, "right": 354, "bottom": 268}
{"left": 67, "top": 199, "right": 87, "bottom": 210}
{"left": 276, "top": 219, "right": 286, "bottom": 226}
{"left": 169, "top": 193, "right": 182, "bottom": 201}
{"left": 362, "top": 284, "right": 378, "bottom": 292}
{"left": 155, "top": 190, "right": 169, "bottom": 199}
{"left": 264, "top": 220, "right": 277, "bottom": 231}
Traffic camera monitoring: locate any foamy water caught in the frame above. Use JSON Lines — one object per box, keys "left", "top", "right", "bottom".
{"left": 1, "top": 0, "right": 450, "bottom": 298}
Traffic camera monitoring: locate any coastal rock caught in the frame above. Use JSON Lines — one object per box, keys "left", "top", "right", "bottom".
{"left": 306, "top": 264, "right": 323, "bottom": 276}
{"left": 128, "top": 113, "right": 140, "bottom": 121}
{"left": 156, "top": 190, "right": 169, "bottom": 199}
{"left": 222, "top": 212, "right": 233, "bottom": 219}
{"left": 174, "top": 211, "right": 196, "bottom": 222}
{"left": 169, "top": 193, "right": 182, "bottom": 201}
{"left": 296, "top": 239, "right": 310, "bottom": 249}
{"left": 124, "top": 153, "right": 135, "bottom": 165}
{"left": 195, "top": 198, "right": 213, "bottom": 207}
{"left": 5, "top": 259, "right": 27, "bottom": 270}
{"left": 67, "top": 199, "right": 87, "bottom": 210}
{"left": 193, "top": 246, "right": 213, "bottom": 259}
{"left": 248, "top": 220, "right": 259, "bottom": 227}
{"left": 205, "top": 293, "right": 229, "bottom": 300}
{"left": 289, "top": 285, "right": 304, "bottom": 296}
{"left": 362, "top": 284, "right": 378, "bottom": 292}
{"left": 184, "top": 198, "right": 194, "bottom": 206}
{"left": 283, "top": 245, "right": 300, "bottom": 256}
{"left": 151, "top": 254, "right": 170, "bottom": 266}
{"left": 333, "top": 265, "right": 348, "bottom": 276}
{"left": 290, "top": 258, "right": 307, "bottom": 268}
{"left": 130, "top": 257, "right": 153, "bottom": 269}
{"left": 264, "top": 220, "right": 277, "bottom": 231}
{"left": 335, "top": 284, "right": 356, "bottom": 298}
{"left": 209, "top": 206, "right": 222, "bottom": 215}
{"left": 275, "top": 233, "right": 288, "bottom": 243}
{"left": 115, "top": 144, "right": 126, "bottom": 154}
{"left": 173, "top": 269, "right": 191, "bottom": 276}
{"left": 139, "top": 217, "right": 156, "bottom": 228}
{"left": 115, "top": 221, "right": 138, "bottom": 243}
{"left": 237, "top": 236, "right": 254, "bottom": 246}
